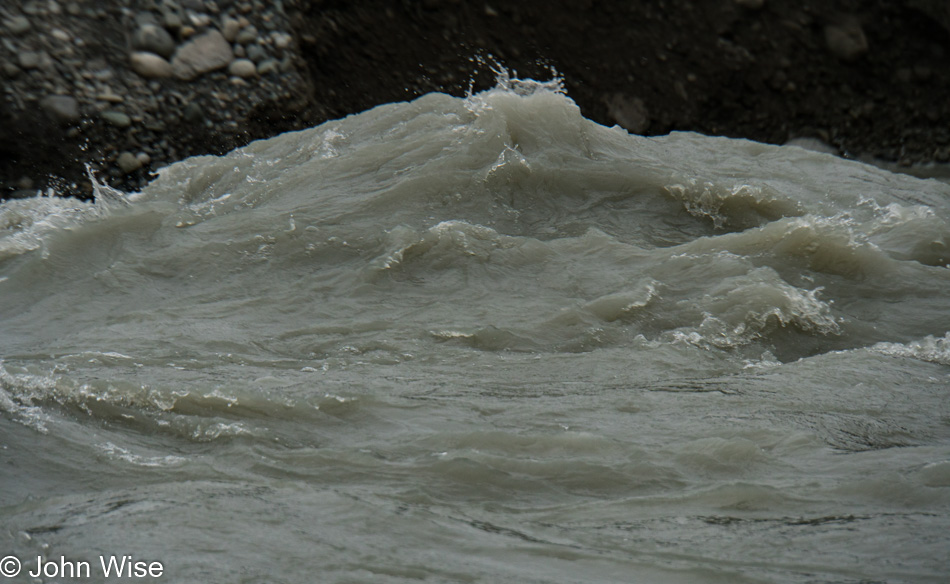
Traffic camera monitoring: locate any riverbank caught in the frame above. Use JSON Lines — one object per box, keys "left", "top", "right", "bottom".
{"left": 2, "top": 0, "right": 949, "bottom": 200}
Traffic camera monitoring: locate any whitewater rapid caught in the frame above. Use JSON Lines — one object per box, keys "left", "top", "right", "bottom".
{"left": 1, "top": 79, "right": 949, "bottom": 583}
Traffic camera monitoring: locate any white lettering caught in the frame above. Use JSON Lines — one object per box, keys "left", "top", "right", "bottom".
{"left": 28, "top": 556, "right": 91, "bottom": 578}
{"left": 98, "top": 556, "right": 164, "bottom": 578}
{"left": 100, "top": 555, "right": 129, "bottom": 577}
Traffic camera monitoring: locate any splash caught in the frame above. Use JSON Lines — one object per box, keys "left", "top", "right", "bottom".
{"left": 86, "top": 164, "right": 137, "bottom": 207}
{"left": 466, "top": 53, "right": 565, "bottom": 97}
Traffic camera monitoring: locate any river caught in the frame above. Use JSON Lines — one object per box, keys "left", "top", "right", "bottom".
{"left": 1, "top": 77, "right": 949, "bottom": 583}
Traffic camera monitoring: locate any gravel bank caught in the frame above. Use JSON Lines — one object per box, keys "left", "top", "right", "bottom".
{"left": 1, "top": 0, "right": 317, "bottom": 199}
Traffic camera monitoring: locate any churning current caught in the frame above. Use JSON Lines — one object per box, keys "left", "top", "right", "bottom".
{"left": 1, "top": 77, "right": 949, "bottom": 583}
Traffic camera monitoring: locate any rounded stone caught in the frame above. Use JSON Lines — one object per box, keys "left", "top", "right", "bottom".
{"left": 604, "top": 93, "right": 650, "bottom": 134}
{"left": 234, "top": 25, "right": 258, "bottom": 45}
{"left": 221, "top": 17, "right": 241, "bottom": 42}
{"left": 190, "top": 13, "right": 211, "bottom": 27}
{"left": 134, "top": 11, "right": 159, "bottom": 27}
{"left": 825, "top": 21, "right": 868, "bottom": 61}
{"left": 18, "top": 51, "right": 42, "bottom": 69}
{"left": 246, "top": 43, "right": 267, "bottom": 63}
{"left": 272, "top": 32, "right": 293, "bottom": 50}
{"left": 163, "top": 11, "right": 182, "bottom": 30}
{"left": 132, "top": 24, "right": 177, "bottom": 59}
{"left": 22, "top": 1, "right": 43, "bottom": 15}
{"left": 172, "top": 30, "right": 234, "bottom": 80}
{"left": 182, "top": 102, "right": 203, "bottom": 122}
{"left": 2, "top": 63, "right": 21, "bottom": 78}
{"left": 101, "top": 111, "right": 132, "bottom": 128}
{"left": 51, "top": 28, "right": 71, "bottom": 42}
{"left": 256, "top": 58, "right": 279, "bottom": 76}
{"left": 130, "top": 51, "right": 173, "bottom": 78}
{"left": 5, "top": 16, "right": 32, "bottom": 35}
{"left": 40, "top": 94, "right": 81, "bottom": 124}
{"left": 228, "top": 58, "right": 257, "bottom": 78}
{"left": 117, "top": 151, "right": 143, "bottom": 174}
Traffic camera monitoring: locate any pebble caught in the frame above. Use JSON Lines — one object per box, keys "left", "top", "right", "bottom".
{"left": 96, "top": 92, "right": 124, "bottom": 103}
{"left": 256, "top": 58, "right": 279, "bottom": 76}
{"left": 5, "top": 16, "right": 32, "bottom": 35}
{"left": 101, "top": 111, "right": 132, "bottom": 128}
{"left": 132, "top": 24, "right": 177, "bottom": 59}
{"left": 136, "top": 152, "right": 151, "bottom": 166}
{"left": 130, "top": 51, "right": 173, "bottom": 78}
{"left": 134, "top": 12, "right": 159, "bottom": 27}
{"left": 163, "top": 11, "right": 183, "bottom": 31}
{"left": 246, "top": 43, "right": 267, "bottom": 63}
{"left": 825, "top": 20, "right": 868, "bottom": 61}
{"left": 93, "top": 67, "right": 114, "bottom": 80}
{"left": 235, "top": 25, "right": 258, "bottom": 45}
{"left": 272, "top": 32, "right": 293, "bottom": 50}
{"left": 2, "top": 63, "right": 21, "bottom": 77}
{"left": 22, "top": 1, "right": 43, "bottom": 16}
{"left": 222, "top": 17, "right": 242, "bottom": 42}
{"left": 182, "top": 102, "right": 203, "bottom": 122}
{"left": 188, "top": 13, "right": 212, "bottom": 27}
{"left": 228, "top": 58, "right": 257, "bottom": 78}
{"left": 18, "top": 51, "right": 43, "bottom": 70}
{"left": 171, "top": 29, "right": 234, "bottom": 80}
{"left": 51, "top": 28, "right": 71, "bottom": 42}
{"left": 604, "top": 93, "right": 650, "bottom": 134}
{"left": 116, "top": 151, "right": 142, "bottom": 174}
{"left": 40, "top": 94, "right": 81, "bottom": 124}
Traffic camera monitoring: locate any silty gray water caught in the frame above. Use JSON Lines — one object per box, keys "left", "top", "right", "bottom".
{"left": 1, "top": 77, "right": 949, "bottom": 583}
